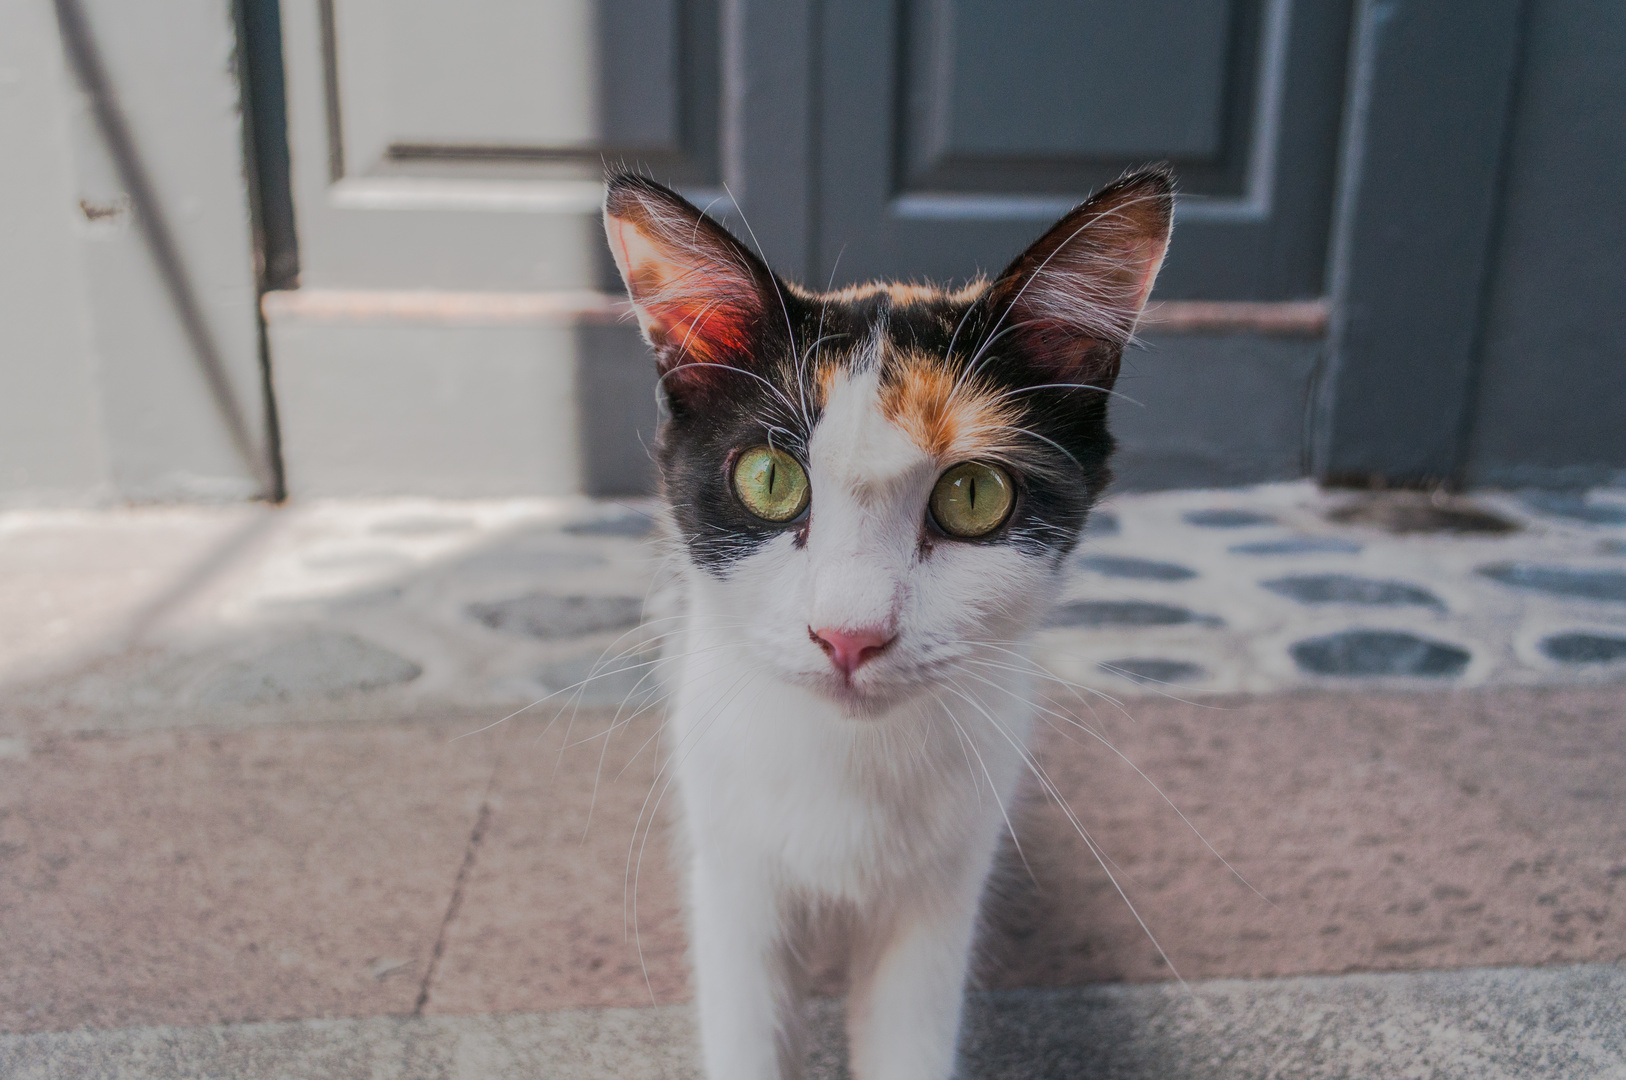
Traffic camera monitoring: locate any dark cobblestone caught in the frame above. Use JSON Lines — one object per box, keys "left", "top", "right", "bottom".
{"left": 1046, "top": 601, "right": 1223, "bottom": 628}
{"left": 1084, "top": 510, "right": 1120, "bottom": 536}
{"left": 1263, "top": 574, "right": 1443, "bottom": 609}
{"left": 1539, "top": 633, "right": 1626, "bottom": 665}
{"left": 563, "top": 514, "right": 657, "bottom": 538}
{"left": 1520, "top": 492, "right": 1626, "bottom": 526}
{"left": 1231, "top": 537, "right": 1364, "bottom": 556}
{"left": 196, "top": 631, "right": 422, "bottom": 706}
{"left": 1075, "top": 556, "right": 1197, "bottom": 581}
{"left": 469, "top": 593, "right": 645, "bottom": 638}
{"left": 1097, "top": 658, "right": 1208, "bottom": 684}
{"left": 1477, "top": 564, "right": 1626, "bottom": 603}
{"left": 1184, "top": 509, "right": 1277, "bottom": 528}
{"left": 535, "top": 649, "right": 663, "bottom": 707}
{"left": 1291, "top": 630, "right": 1470, "bottom": 678}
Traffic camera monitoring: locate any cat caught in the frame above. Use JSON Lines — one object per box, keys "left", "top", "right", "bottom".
{"left": 602, "top": 166, "right": 1173, "bottom": 1080}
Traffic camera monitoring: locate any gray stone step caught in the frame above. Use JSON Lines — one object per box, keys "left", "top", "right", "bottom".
{"left": 5, "top": 964, "right": 1622, "bottom": 1079}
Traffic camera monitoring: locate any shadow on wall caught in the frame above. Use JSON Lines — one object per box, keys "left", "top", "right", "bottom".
{"left": 1110, "top": 332, "right": 1322, "bottom": 491}
{"left": 264, "top": 300, "right": 660, "bottom": 500}
{"left": 54, "top": 0, "right": 275, "bottom": 494}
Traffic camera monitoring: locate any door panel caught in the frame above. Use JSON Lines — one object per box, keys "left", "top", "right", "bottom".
{"left": 280, "top": 0, "right": 718, "bottom": 290}
{"left": 820, "top": 0, "right": 1352, "bottom": 299}
{"left": 333, "top": 0, "right": 700, "bottom": 174}
{"left": 906, "top": 0, "right": 1233, "bottom": 172}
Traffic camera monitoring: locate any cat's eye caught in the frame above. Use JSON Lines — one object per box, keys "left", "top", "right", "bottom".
{"left": 733, "top": 445, "right": 810, "bottom": 522}
{"left": 929, "top": 462, "right": 1014, "bottom": 538}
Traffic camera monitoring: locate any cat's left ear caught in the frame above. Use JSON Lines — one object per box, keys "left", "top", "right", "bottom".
{"left": 603, "top": 174, "right": 777, "bottom": 384}
{"left": 982, "top": 167, "right": 1174, "bottom": 384}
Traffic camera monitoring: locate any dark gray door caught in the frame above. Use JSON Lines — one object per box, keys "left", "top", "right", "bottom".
{"left": 278, "top": 0, "right": 721, "bottom": 291}
{"left": 815, "top": 0, "right": 1351, "bottom": 299}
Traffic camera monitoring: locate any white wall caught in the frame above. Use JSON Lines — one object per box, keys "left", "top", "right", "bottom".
{"left": 0, "top": 0, "right": 108, "bottom": 503}
{"left": 0, "top": 0, "right": 268, "bottom": 506}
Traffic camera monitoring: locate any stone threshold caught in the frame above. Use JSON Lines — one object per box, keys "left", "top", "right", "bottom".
{"left": 4, "top": 964, "right": 1619, "bottom": 1079}
{"left": 263, "top": 289, "right": 1330, "bottom": 337}
{"left": 262, "top": 289, "right": 631, "bottom": 327}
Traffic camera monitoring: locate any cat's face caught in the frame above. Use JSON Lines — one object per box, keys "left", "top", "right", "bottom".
{"left": 605, "top": 171, "right": 1172, "bottom": 716}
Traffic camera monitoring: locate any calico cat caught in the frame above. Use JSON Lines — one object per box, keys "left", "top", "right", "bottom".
{"left": 603, "top": 166, "right": 1173, "bottom": 1080}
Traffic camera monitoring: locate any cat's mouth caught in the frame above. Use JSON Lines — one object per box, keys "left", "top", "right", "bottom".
{"left": 806, "top": 675, "right": 900, "bottom": 718}
{"left": 791, "top": 658, "right": 935, "bottom": 718}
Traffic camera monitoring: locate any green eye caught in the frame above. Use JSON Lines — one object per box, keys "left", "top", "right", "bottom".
{"left": 929, "top": 462, "right": 1014, "bottom": 538}
{"left": 733, "top": 445, "right": 810, "bottom": 522}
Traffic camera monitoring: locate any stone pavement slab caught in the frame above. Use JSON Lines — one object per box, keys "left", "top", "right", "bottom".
{"left": 422, "top": 712, "right": 689, "bottom": 1015}
{"left": 987, "top": 685, "right": 1626, "bottom": 987}
{"left": 0, "top": 718, "right": 498, "bottom": 1032}
{"left": 3, "top": 687, "right": 1622, "bottom": 1037}
{"left": 430, "top": 686, "right": 1626, "bottom": 1016}
{"left": 4, "top": 963, "right": 1622, "bottom": 1079}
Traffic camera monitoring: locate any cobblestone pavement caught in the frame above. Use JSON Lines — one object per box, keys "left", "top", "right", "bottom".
{"left": 2, "top": 481, "right": 1624, "bottom": 735}
{"left": 2, "top": 482, "right": 1623, "bottom": 1077}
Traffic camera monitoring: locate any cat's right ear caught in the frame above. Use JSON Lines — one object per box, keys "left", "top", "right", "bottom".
{"left": 603, "top": 174, "right": 775, "bottom": 384}
{"left": 980, "top": 167, "right": 1174, "bottom": 387}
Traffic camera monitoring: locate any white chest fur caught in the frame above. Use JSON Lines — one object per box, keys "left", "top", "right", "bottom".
{"left": 665, "top": 586, "right": 1037, "bottom": 1080}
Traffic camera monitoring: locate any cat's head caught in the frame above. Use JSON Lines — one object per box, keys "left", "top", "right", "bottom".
{"left": 605, "top": 170, "right": 1173, "bottom": 716}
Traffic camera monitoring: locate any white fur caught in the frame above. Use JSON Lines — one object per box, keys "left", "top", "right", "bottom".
{"left": 664, "top": 366, "right": 1066, "bottom": 1080}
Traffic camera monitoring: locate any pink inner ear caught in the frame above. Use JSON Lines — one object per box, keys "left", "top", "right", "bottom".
{"left": 1004, "top": 228, "right": 1170, "bottom": 380}
{"left": 638, "top": 287, "right": 756, "bottom": 367}
{"left": 606, "top": 214, "right": 758, "bottom": 368}
{"left": 988, "top": 169, "right": 1174, "bottom": 381}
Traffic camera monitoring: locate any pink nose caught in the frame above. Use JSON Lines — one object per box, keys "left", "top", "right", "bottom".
{"left": 811, "top": 625, "right": 894, "bottom": 677}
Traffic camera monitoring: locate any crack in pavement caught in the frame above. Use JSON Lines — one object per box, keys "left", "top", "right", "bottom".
{"left": 414, "top": 756, "right": 501, "bottom": 1015}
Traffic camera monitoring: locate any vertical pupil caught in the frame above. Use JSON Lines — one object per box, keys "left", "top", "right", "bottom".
{"left": 967, "top": 475, "right": 977, "bottom": 510}
{"left": 766, "top": 460, "right": 776, "bottom": 496}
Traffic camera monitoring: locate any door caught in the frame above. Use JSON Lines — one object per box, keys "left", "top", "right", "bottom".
{"left": 815, "top": 0, "right": 1352, "bottom": 298}
{"left": 270, "top": 0, "right": 746, "bottom": 497}
{"left": 277, "top": 0, "right": 722, "bottom": 291}
{"left": 264, "top": 0, "right": 1350, "bottom": 498}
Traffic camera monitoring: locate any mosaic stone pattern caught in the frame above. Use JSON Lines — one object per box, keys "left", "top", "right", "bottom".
{"left": 5, "top": 480, "right": 1624, "bottom": 733}
{"left": 1031, "top": 483, "right": 1626, "bottom": 696}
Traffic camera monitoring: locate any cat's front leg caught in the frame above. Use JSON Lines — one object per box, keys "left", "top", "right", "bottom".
{"left": 689, "top": 849, "right": 806, "bottom": 1080}
{"left": 844, "top": 862, "right": 989, "bottom": 1080}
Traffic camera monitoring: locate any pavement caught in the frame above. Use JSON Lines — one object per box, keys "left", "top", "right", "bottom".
{"left": 1, "top": 482, "right": 1624, "bottom": 1077}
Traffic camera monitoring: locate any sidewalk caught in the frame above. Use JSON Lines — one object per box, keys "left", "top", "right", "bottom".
{"left": 7, "top": 965, "right": 1624, "bottom": 1079}
{"left": 1, "top": 483, "right": 1623, "bottom": 1076}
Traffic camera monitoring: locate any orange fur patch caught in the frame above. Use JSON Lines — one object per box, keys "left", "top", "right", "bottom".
{"left": 878, "top": 349, "right": 1023, "bottom": 463}
{"left": 813, "top": 362, "right": 843, "bottom": 410}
